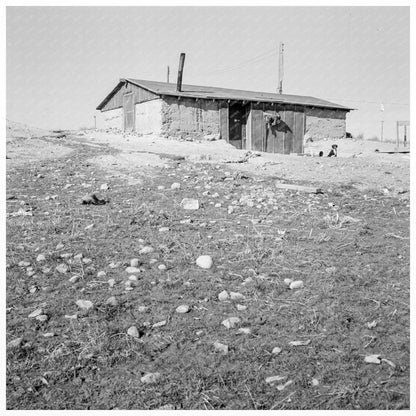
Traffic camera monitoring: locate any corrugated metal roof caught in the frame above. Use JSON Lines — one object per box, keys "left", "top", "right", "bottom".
{"left": 97, "top": 78, "right": 353, "bottom": 111}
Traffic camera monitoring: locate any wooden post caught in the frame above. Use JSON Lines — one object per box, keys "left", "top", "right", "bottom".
{"left": 396, "top": 121, "right": 399, "bottom": 148}
{"left": 278, "top": 42, "right": 284, "bottom": 94}
{"left": 176, "top": 53, "right": 186, "bottom": 92}
{"left": 167, "top": 65, "right": 170, "bottom": 83}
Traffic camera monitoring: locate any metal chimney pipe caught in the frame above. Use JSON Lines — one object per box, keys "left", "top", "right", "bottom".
{"left": 177, "top": 53, "right": 186, "bottom": 92}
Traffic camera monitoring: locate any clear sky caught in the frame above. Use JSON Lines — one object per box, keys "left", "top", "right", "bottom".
{"left": 6, "top": 6, "right": 410, "bottom": 139}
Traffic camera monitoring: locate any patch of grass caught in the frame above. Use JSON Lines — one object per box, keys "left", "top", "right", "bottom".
{"left": 6, "top": 139, "right": 410, "bottom": 409}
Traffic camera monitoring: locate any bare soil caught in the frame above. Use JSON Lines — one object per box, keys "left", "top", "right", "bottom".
{"left": 6, "top": 127, "right": 410, "bottom": 410}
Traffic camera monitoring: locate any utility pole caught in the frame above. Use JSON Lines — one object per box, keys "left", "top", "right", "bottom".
{"left": 380, "top": 103, "right": 384, "bottom": 142}
{"left": 167, "top": 65, "right": 170, "bottom": 83}
{"left": 278, "top": 42, "right": 284, "bottom": 94}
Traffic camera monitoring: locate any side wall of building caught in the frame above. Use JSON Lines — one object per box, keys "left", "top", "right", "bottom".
{"left": 161, "top": 96, "right": 220, "bottom": 137}
{"left": 134, "top": 99, "right": 163, "bottom": 135}
{"left": 305, "top": 108, "right": 347, "bottom": 140}
{"left": 102, "top": 107, "right": 123, "bottom": 131}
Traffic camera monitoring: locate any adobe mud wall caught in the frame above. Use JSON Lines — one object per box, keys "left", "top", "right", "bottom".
{"left": 161, "top": 96, "right": 220, "bottom": 138}
{"left": 134, "top": 99, "right": 163, "bottom": 135}
{"left": 102, "top": 107, "right": 123, "bottom": 131}
{"left": 305, "top": 108, "right": 347, "bottom": 140}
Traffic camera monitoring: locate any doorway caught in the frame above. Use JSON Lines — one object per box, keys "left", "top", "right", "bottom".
{"left": 228, "top": 103, "right": 248, "bottom": 149}
{"left": 123, "top": 93, "right": 135, "bottom": 132}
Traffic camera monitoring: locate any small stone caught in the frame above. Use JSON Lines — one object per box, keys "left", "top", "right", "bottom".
{"left": 7, "top": 338, "right": 23, "bottom": 349}
{"left": 230, "top": 291, "right": 244, "bottom": 300}
{"left": 60, "top": 253, "right": 72, "bottom": 259}
{"left": 108, "top": 261, "right": 119, "bottom": 269}
{"left": 218, "top": 290, "right": 229, "bottom": 301}
{"left": 106, "top": 296, "right": 118, "bottom": 307}
{"left": 236, "top": 304, "right": 247, "bottom": 311}
{"left": 28, "top": 308, "right": 43, "bottom": 318}
{"left": 18, "top": 261, "right": 31, "bottom": 267}
{"left": 213, "top": 341, "right": 228, "bottom": 354}
{"left": 130, "top": 258, "right": 140, "bottom": 267}
{"left": 55, "top": 264, "right": 68, "bottom": 274}
{"left": 74, "top": 253, "right": 83, "bottom": 261}
{"left": 364, "top": 354, "right": 381, "bottom": 364}
{"left": 43, "top": 332, "right": 55, "bottom": 338}
{"left": 128, "top": 275, "right": 138, "bottom": 281}
{"left": 180, "top": 219, "right": 192, "bottom": 224}
{"left": 100, "top": 183, "right": 109, "bottom": 190}
{"left": 176, "top": 304, "right": 190, "bottom": 314}
{"left": 108, "top": 278, "right": 116, "bottom": 288}
{"left": 125, "top": 266, "right": 141, "bottom": 274}
{"left": 139, "top": 246, "right": 154, "bottom": 255}
{"left": 180, "top": 198, "right": 199, "bottom": 210}
{"left": 29, "top": 285, "right": 37, "bottom": 294}
{"left": 196, "top": 255, "right": 213, "bottom": 269}
{"left": 56, "top": 243, "right": 64, "bottom": 250}
{"left": 152, "top": 320, "right": 166, "bottom": 328}
{"left": 157, "top": 185, "right": 165, "bottom": 190}
{"left": 159, "top": 227, "right": 169, "bottom": 233}
{"left": 64, "top": 314, "right": 78, "bottom": 320}
{"left": 138, "top": 306, "right": 149, "bottom": 313}
{"left": 36, "top": 254, "right": 46, "bottom": 262}
{"left": 265, "top": 375, "right": 287, "bottom": 384}
{"left": 222, "top": 317, "right": 241, "bottom": 329}
{"left": 171, "top": 182, "right": 181, "bottom": 190}
{"left": 141, "top": 372, "right": 161, "bottom": 384}
{"left": 367, "top": 320, "right": 377, "bottom": 329}
{"left": 311, "top": 378, "right": 319, "bottom": 386}
{"left": 69, "top": 275, "right": 80, "bottom": 284}
{"left": 289, "top": 280, "right": 304, "bottom": 290}
{"left": 228, "top": 206, "right": 234, "bottom": 214}
{"left": 82, "top": 258, "right": 92, "bottom": 264}
{"left": 272, "top": 347, "right": 282, "bottom": 355}
{"left": 97, "top": 271, "right": 106, "bottom": 278}
{"left": 283, "top": 278, "right": 293, "bottom": 286}
{"left": 238, "top": 328, "right": 251, "bottom": 335}
{"left": 289, "top": 339, "right": 311, "bottom": 346}
{"left": 127, "top": 326, "right": 140, "bottom": 338}
{"left": 158, "top": 264, "right": 167, "bottom": 271}
{"left": 35, "top": 314, "right": 48, "bottom": 322}
{"left": 276, "top": 380, "right": 293, "bottom": 391}
{"left": 75, "top": 300, "right": 94, "bottom": 310}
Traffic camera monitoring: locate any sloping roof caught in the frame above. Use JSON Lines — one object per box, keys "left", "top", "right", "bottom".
{"left": 97, "top": 78, "right": 353, "bottom": 111}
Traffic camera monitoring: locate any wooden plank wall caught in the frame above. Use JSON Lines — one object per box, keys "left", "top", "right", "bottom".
{"left": 219, "top": 102, "right": 229, "bottom": 141}
{"left": 102, "top": 83, "right": 159, "bottom": 111}
{"left": 251, "top": 103, "right": 305, "bottom": 154}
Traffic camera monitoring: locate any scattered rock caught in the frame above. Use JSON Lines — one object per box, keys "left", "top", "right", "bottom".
{"left": 139, "top": 246, "right": 154, "bottom": 255}
{"left": 230, "top": 291, "right": 244, "bottom": 300}
{"left": 97, "top": 271, "right": 106, "bottom": 278}
{"left": 171, "top": 182, "right": 181, "bottom": 190}
{"left": 106, "top": 296, "right": 118, "bottom": 307}
{"left": 64, "top": 314, "right": 78, "bottom": 320}
{"left": 35, "top": 314, "right": 48, "bottom": 322}
{"left": 236, "top": 304, "right": 247, "bottom": 311}
{"left": 238, "top": 328, "right": 251, "bottom": 335}
{"left": 367, "top": 320, "right": 377, "bottom": 329}
{"left": 127, "top": 326, "right": 140, "bottom": 338}
{"left": 276, "top": 380, "right": 293, "bottom": 391}
{"left": 218, "top": 290, "right": 229, "bottom": 301}
{"left": 311, "top": 378, "right": 320, "bottom": 386}
{"left": 7, "top": 338, "right": 23, "bottom": 349}
{"left": 158, "top": 264, "right": 167, "bottom": 271}
{"left": 100, "top": 183, "right": 109, "bottom": 190}
{"left": 289, "top": 280, "right": 304, "bottom": 290}
{"left": 28, "top": 308, "right": 43, "bottom": 318}
{"left": 222, "top": 317, "right": 241, "bottom": 329}
{"left": 265, "top": 375, "right": 287, "bottom": 385}
{"left": 43, "top": 332, "right": 55, "bottom": 338}
{"left": 55, "top": 263, "right": 69, "bottom": 274}
{"left": 289, "top": 339, "right": 311, "bottom": 346}
{"left": 128, "top": 275, "right": 138, "bottom": 281}
{"left": 82, "top": 258, "right": 92, "bottom": 264}
{"left": 141, "top": 372, "right": 161, "bottom": 384}
{"left": 269, "top": 345, "right": 282, "bottom": 355}
{"left": 108, "top": 278, "right": 116, "bottom": 288}
{"left": 69, "top": 275, "right": 80, "bottom": 284}
{"left": 196, "top": 255, "right": 213, "bottom": 269}
{"left": 176, "top": 304, "right": 190, "bottom": 314}
{"left": 159, "top": 227, "right": 169, "bottom": 233}
{"left": 213, "top": 341, "right": 229, "bottom": 354}
{"left": 152, "top": 320, "right": 167, "bottom": 328}
{"left": 381, "top": 358, "right": 396, "bottom": 368}
{"left": 75, "top": 300, "right": 94, "bottom": 310}
{"left": 283, "top": 278, "right": 293, "bottom": 286}
{"left": 36, "top": 254, "right": 46, "bottom": 262}
{"left": 364, "top": 354, "right": 381, "bottom": 364}
{"left": 56, "top": 243, "right": 64, "bottom": 250}
{"left": 125, "top": 266, "right": 141, "bottom": 274}
{"left": 138, "top": 306, "right": 149, "bottom": 313}
{"left": 18, "top": 261, "right": 31, "bottom": 267}
{"left": 180, "top": 198, "right": 199, "bottom": 210}
{"left": 130, "top": 258, "right": 140, "bottom": 267}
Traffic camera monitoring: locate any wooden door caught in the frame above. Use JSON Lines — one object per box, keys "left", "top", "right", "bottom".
{"left": 229, "top": 104, "right": 243, "bottom": 149}
{"left": 293, "top": 109, "right": 305, "bottom": 153}
{"left": 123, "top": 93, "right": 134, "bottom": 132}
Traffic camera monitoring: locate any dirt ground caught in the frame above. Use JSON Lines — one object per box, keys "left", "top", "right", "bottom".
{"left": 6, "top": 125, "right": 410, "bottom": 410}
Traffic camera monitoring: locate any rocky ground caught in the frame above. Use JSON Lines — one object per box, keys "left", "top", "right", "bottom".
{"left": 6, "top": 125, "right": 410, "bottom": 410}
